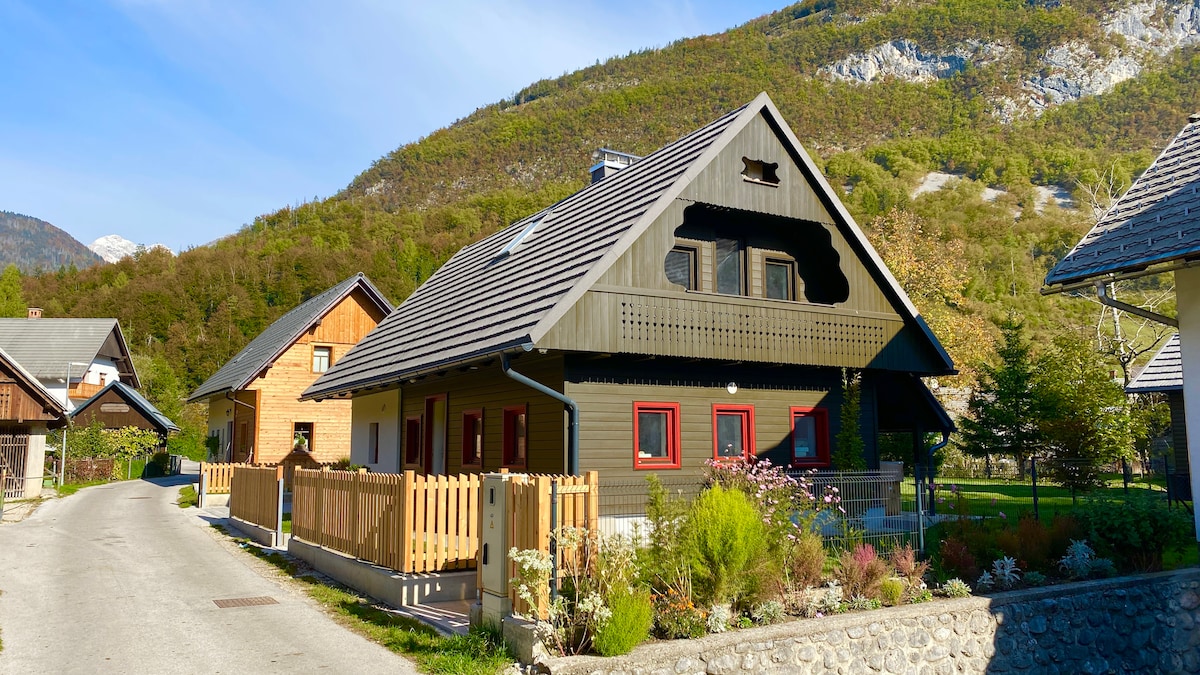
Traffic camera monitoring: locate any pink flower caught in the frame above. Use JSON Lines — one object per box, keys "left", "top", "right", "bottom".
{"left": 999, "top": 512, "right": 1006, "bottom": 519}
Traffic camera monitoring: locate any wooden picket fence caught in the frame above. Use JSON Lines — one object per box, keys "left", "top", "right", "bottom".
{"left": 291, "top": 469, "right": 481, "bottom": 574}
{"left": 229, "top": 465, "right": 283, "bottom": 532}
{"left": 200, "top": 462, "right": 252, "bottom": 494}
{"left": 507, "top": 472, "right": 600, "bottom": 618}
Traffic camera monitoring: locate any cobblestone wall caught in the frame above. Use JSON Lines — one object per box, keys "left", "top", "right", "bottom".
{"left": 541, "top": 568, "right": 1200, "bottom": 674}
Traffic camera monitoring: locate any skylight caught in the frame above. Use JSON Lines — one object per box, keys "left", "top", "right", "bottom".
{"left": 496, "top": 218, "right": 540, "bottom": 258}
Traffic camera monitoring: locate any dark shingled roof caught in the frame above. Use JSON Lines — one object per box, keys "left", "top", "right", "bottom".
{"left": 0, "top": 318, "right": 138, "bottom": 387}
{"left": 0, "top": 346, "right": 66, "bottom": 420}
{"left": 1126, "top": 333, "right": 1182, "bottom": 394}
{"left": 303, "top": 93, "right": 952, "bottom": 401}
{"left": 72, "top": 380, "right": 180, "bottom": 433}
{"left": 1045, "top": 116, "right": 1200, "bottom": 289}
{"left": 188, "top": 273, "right": 392, "bottom": 402}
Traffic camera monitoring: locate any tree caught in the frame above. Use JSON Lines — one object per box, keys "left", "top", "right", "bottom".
{"left": 958, "top": 317, "right": 1046, "bottom": 476}
{"left": 1036, "top": 333, "right": 1132, "bottom": 491}
{"left": 0, "top": 264, "right": 25, "bottom": 317}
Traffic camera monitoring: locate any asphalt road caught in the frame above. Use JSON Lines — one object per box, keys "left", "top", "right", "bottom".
{"left": 0, "top": 471, "right": 419, "bottom": 674}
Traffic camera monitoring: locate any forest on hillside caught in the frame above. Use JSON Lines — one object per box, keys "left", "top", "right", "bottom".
{"left": 14, "top": 0, "right": 1193, "bottom": 418}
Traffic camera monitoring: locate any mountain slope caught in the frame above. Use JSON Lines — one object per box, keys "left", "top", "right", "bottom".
{"left": 21, "top": 0, "right": 1198, "bottom": 389}
{"left": 0, "top": 211, "right": 101, "bottom": 273}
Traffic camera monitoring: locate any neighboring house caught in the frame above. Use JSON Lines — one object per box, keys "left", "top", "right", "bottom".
{"left": 70, "top": 380, "right": 180, "bottom": 447}
{"left": 1044, "top": 112, "right": 1200, "bottom": 537}
{"left": 188, "top": 273, "right": 392, "bottom": 465}
{"left": 0, "top": 311, "right": 139, "bottom": 411}
{"left": 303, "top": 93, "right": 955, "bottom": 479}
{"left": 1125, "top": 334, "right": 1189, "bottom": 477}
{"left": 0, "top": 346, "right": 67, "bottom": 499}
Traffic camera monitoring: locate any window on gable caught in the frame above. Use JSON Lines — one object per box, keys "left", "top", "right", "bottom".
{"left": 404, "top": 416, "right": 422, "bottom": 466}
{"left": 312, "top": 346, "right": 332, "bottom": 373}
{"left": 665, "top": 246, "right": 697, "bottom": 290}
{"left": 765, "top": 259, "right": 795, "bottom": 301}
{"left": 715, "top": 236, "right": 743, "bottom": 295}
{"left": 741, "top": 157, "right": 780, "bottom": 186}
{"left": 503, "top": 405, "right": 527, "bottom": 468}
{"left": 634, "top": 402, "right": 681, "bottom": 469}
{"left": 462, "top": 409, "right": 483, "bottom": 467}
{"left": 790, "top": 407, "right": 830, "bottom": 468}
{"left": 713, "top": 405, "right": 754, "bottom": 462}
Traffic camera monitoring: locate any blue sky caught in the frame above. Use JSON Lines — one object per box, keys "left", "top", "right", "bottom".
{"left": 0, "top": 1, "right": 784, "bottom": 253}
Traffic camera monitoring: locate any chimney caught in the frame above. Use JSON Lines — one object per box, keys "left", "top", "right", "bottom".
{"left": 26, "top": 307, "right": 41, "bottom": 319}
{"left": 589, "top": 148, "right": 641, "bottom": 184}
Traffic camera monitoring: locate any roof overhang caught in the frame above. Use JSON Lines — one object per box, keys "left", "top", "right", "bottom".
{"left": 1042, "top": 256, "right": 1200, "bottom": 296}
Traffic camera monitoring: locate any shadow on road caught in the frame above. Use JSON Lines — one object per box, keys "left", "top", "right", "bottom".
{"left": 139, "top": 472, "right": 198, "bottom": 488}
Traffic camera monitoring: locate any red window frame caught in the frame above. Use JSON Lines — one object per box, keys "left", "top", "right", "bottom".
{"left": 403, "top": 415, "right": 422, "bottom": 467}
{"left": 633, "top": 402, "right": 681, "bottom": 470}
{"left": 790, "top": 406, "right": 830, "bottom": 468}
{"left": 712, "top": 404, "right": 755, "bottom": 462}
{"left": 502, "top": 405, "right": 528, "bottom": 469}
{"left": 462, "top": 409, "right": 484, "bottom": 468}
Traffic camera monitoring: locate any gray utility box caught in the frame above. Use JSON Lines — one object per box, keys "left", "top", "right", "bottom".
{"left": 479, "top": 473, "right": 519, "bottom": 624}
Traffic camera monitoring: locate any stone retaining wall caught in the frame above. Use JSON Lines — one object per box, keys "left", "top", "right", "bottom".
{"left": 542, "top": 568, "right": 1200, "bottom": 674}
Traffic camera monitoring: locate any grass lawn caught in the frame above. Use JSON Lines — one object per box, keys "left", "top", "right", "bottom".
{"left": 898, "top": 474, "right": 1172, "bottom": 521}
{"left": 282, "top": 512, "right": 292, "bottom": 534}
{"left": 178, "top": 485, "right": 198, "bottom": 509}
{"left": 214, "top": 526, "right": 510, "bottom": 675}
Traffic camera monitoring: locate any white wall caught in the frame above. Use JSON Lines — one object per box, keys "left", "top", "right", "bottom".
{"left": 1173, "top": 266, "right": 1200, "bottom": 541}
{"left": 351, "top": 390, "right": 401, "bottom": 473}
{"left": 40, "top": 358, "right": 122, "bottom": 411}
{"left": 21, "top": 423, "right": 48, "bottom": 499}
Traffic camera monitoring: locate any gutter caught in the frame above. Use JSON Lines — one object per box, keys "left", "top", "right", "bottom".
{"left": 1094, "top": 281, "right": 1177, "bottom": 327}
{"left": 501, "top": 350, "right": 580, "bottom": 476}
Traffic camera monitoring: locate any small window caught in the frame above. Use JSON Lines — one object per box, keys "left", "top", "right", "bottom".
{"left": 293, "top": 422, "right": 314, "bottom": 453}
{"left": 634, "top": 402, "right": 681, "bottom": 469}
{"left": 765, "top": 259, "right": 795, "bottom": 301}
{"left": 503, "top": 406, "right": 527, "bottom": 468}
{"left": 496, "top": 218, "right": 540, "bottom": 259}
{"left": 462, "top": 410, "right": 483, "bottom": 467}
{"left": 713, "top": 405, "right": 754, "bottom": 462}
{"left": 665, "top": 246, "right": 697, "bottom": 290}
{"left": 790, "top": 407, "right": 830, "bottom": 468}
{"left": 715, "top": 237, "right": 743, "bottom": 295}
{"left": 741, "top": 157, "right": 780, "bottom": 186}
{"left": 312, "top": 346, "right": 332, "bottom": 373}
{"left": 404, "top": 416, "right": 422, "bottom": 466}
{"left": 368, "top": 422, "right": 380, "bottom": 464}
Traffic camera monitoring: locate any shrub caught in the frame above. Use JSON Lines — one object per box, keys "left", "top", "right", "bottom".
{"left": 836, "top": 544, "right": 890, "bottom": 600}
{"left": 936, "top": 537, "right": 978, "bottom": 581}
{"left": 751, "top": 600, "right": 784, "bottom": 625}
{"left": 706, "top": 604, "right": 731, "bottom": 633}
{"left": 796, "top": 583, "right": 843, "bottom": 618}
{"left": 941, "top": 578, "right": 972, "bottom": 598}
{"left": 1073, "top": 494, "right": 1193, "bottom": 572}
{"left": 889, "top": 543, "right": 929, "bottom": 590}
{"left": 879, "top": 578, "right": 904, "bottom": 606}
{"left": 787, "top": 529, "right": 827, "bottom": 590}
{"left": 1024, "top": 571, "right": 1047, "bottom": 586}
{"left": 593, "top": 586, "right": 653, "bottom": 657}
{"left": 652, "top": 590, "right": 706, "bottom": 639}
{"left": 146, "top": 451, "right": 171, "bottom": 477}
{"left": 683, "top": 485, "right": 768, "bottom": 607}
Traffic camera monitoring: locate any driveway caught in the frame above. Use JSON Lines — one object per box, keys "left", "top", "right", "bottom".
{"left": 0, "top": 471, "right": 420, "bottom": 674}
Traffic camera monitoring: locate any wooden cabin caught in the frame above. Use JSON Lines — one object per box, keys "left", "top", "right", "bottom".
{"left": 188, "top": 274, "right": 392, "bottom": 465}
{"left": 0, "top": 346, "right": 67, "bottom": 499}
{"left": 303, "top": 93, "right": 955, "bottom": 480}
{"left": 70, "top": 380, "right": 180, "bottom": 447}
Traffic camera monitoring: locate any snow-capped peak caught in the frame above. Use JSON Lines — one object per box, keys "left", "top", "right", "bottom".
{"left": 88, "top": 235, "right": 172, "bottom": 263}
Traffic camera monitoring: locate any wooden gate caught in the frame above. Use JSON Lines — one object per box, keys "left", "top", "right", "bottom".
{"left": 0, "top": 427, "right": 30, "bottom": 500}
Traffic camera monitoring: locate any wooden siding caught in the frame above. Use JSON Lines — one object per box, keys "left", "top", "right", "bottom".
{"left": 399, "top": 354, "right": 567, "bottom": 475}
{"left": 71, "top": 387, "right": 160, "bottom": 432}
{"left": 1168, "top": 392, "right": 1190, "bottom": 474}
{"left": 565, "top": 358, "right": 879, "bottom": 483}
{"left": 0, "top": 373, "right": 59, "bottom": 424}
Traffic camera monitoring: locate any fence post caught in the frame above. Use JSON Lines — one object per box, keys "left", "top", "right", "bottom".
{"left": 1030, "top": 456, "right": 1040, "bottom": 521}
{"left": 276, "top": 477, "right": 285, "bottom": 547}
{"left": 400, "top": 470, "right": 415, "bottom": 573}
{"left": 550, "top": 479, "right": 559, "bottom": 602}
{"left": 315, "top": 467, "right": 328, "bottom": 548}
{"left": 199, "top": 471, "right": 208, "bottom": 509}
{"left": 915, "top": 473, "right": 924, "bottom": 554}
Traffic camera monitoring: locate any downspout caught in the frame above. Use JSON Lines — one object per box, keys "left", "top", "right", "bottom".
{"left": 1095, "top": 281, "right": 1178, "bottom": 327}
{"left": 926, "top": 430, "right": 951, "bottom": 517}
{"left": 501, "top": 351, "right": 580, "bottom": 476}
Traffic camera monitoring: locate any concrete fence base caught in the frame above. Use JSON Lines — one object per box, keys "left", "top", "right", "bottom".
{"left": 227, "top": 516, "right": 283, "bottom": 549}
{"left": 288, "top": 537, "right": 476, "bottom": 607}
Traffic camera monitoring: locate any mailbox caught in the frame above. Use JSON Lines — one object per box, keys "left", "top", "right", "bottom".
{"left": 479, "top": 473, "right": 517, "bottom": 623}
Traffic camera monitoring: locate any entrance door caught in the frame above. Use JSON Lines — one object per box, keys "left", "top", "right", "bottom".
{"left": 0, "top": 426, "right": 29, "bottom": 499}
{"left": 424, "top": 395, "right": 447, "bottom": 475}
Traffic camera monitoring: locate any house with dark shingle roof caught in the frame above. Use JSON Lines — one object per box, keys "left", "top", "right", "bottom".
{"left": 1045, "top": 112, "right": 1200, "bottom": 537}
{"left": 303, "top": 93, "right": 954, "bottom": 481}
{"left": 71, "top": 380, "right": 180, "bottom": 441}
{"left": 188, "top": 273, "right": 391, "bottom": 464}
{"left": 1126, "top": 334, "right": 1190, "bottom": 479}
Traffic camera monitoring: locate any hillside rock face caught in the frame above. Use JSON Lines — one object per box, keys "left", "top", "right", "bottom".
{"left": 826, "top": 0, "right": 1200, "bottom": 118}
